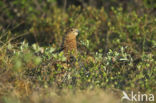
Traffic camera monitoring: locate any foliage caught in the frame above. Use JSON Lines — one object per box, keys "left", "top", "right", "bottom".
{"left": 0, "top": 0, "right": 156, "bottom": 103}
{"left": 144, "top": 0, "right": 156, "bottom": 8}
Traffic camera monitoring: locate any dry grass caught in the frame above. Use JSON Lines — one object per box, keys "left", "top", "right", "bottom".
{"left": 0, "top": 87, "right": 121, "bottom": 103}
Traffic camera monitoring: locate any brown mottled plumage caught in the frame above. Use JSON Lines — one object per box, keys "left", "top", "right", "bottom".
{"left": 54, "top": 28, "right": 79, "bottom": 61}
{"left": 63, "top": 28, "right": 79, "bottom": 59}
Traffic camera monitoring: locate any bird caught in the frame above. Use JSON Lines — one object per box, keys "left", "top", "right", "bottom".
{"left": 54, "top": 28, "right": 79, "bottom": 62}
{"left": 51, "top": 28, "right": 79, "bottom": 85}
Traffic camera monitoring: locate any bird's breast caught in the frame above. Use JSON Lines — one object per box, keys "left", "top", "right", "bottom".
{"left": 63, "top": 37, "right": 77, "bottom": 56}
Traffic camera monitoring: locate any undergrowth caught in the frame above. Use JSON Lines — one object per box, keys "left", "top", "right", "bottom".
{"left": 0, "top": 0, "right": 156, "bottom": 103}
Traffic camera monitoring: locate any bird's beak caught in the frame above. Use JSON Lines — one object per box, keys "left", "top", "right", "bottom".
{"left": 74, "top": 29, "right": 79, "bottom": 36}
{"left": 76, "top": 29, "right": 79, "bottom": 34}
{"left": 76, "top": 29, "right": 80, "bottom": 34}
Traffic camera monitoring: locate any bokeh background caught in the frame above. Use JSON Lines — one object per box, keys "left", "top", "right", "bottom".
{"left": 0, "top": 0, "right": 156, "bottom": 103}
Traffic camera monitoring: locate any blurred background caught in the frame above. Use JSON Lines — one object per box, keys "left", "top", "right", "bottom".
{"left": 0, "top": 0, "right": 156, "bottom": 53}
{"left": 0, "top": 1, "right": 156, "bottom": 102}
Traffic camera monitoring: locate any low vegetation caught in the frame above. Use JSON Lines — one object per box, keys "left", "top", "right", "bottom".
{"left": 0, "top": 0, "right": 156, "bottom": 103}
